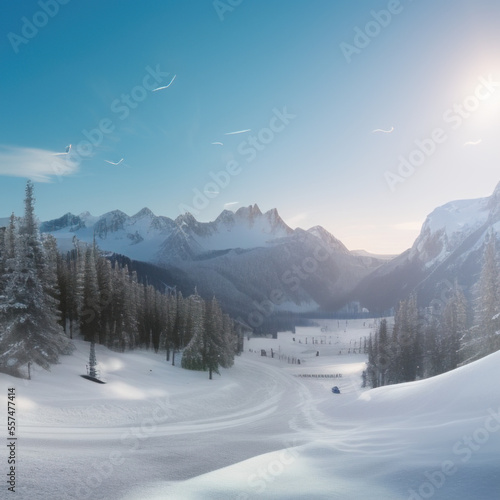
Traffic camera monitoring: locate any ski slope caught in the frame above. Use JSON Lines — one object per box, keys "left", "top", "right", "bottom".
{"left": 0, "top": 319, "right": 499, "bottom": 499}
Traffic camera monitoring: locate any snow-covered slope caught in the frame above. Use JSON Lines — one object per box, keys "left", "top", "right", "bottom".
{"left": 1, "top": 320, "right": 498, "bottom": 499}
{"left": 352, "top": 181, "right": 500, "bottom": 311}
{"left": 409, "top": 195, "right": 491, "bottom": 269}
{"left": 146, "top": 347, "right": 500, "bottom": 500}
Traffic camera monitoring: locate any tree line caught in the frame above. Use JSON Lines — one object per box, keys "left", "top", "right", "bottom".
{"left": 365, "top": 233, "right": 500, "bottom": 388}
{"left": 0, "top": 182, "right": 240, "bottom": 378}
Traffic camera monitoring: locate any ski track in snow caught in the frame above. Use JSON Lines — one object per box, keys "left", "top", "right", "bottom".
{"left": 2, "top": 320, "right": 500, "bottom": 499}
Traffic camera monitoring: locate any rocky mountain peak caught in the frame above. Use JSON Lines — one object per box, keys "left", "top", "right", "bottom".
{"left": 487, "top": 180, "right": 500, "bottom": 222}
{"left": 235, "top": 204, "right": 262, "bottom": 219}
{"left": 133, "top": 207, "right": 155, "bottom": 219}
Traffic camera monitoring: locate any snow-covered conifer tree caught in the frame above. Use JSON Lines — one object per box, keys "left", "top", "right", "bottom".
{"left": 0, "top": 182, "right": 73, "bottom": 376}
{"left": 462, "top": 234, "right": 500, "bottom": 362}
{"left": 181, "top": 290, "right": 205, "bottom": 371}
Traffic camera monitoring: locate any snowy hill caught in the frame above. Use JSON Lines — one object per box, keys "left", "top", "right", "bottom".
{"left": 1, "top": 321, "right": 498, "bottom": 499}
{"left": 352, "top": 181, "right": 500, "bottom": 311}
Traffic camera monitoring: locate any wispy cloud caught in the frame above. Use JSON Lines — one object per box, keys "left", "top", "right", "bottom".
{"left": 152, "top": 74, "right": 176, "bottom": 92}
{"left": 371, "top": 126, "right": 394, "bottom": 134}
{"left": 464, "top": 139, "right": 482, "bottom": 146}
{"left": 224, "top": 201, "right": 239, "bottom": 208}
{"left": 224, "top": 129, "right": 251, "bottom": 135}
{"left": 0, "top": 145, "right": 80, "bottom": 182}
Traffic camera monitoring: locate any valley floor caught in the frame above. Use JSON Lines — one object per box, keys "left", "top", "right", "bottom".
{"left": 1, "top": 319, "right": 499, "bottom": 499}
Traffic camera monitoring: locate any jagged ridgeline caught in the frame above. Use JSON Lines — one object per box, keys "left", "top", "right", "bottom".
{"left": 39, "top": 204, "right": 387, "bottom": 333}
{"left": 0, "top": 182, "right": 240, "bottom": 378}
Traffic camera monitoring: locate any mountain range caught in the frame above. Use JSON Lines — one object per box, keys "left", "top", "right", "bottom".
{"left": 38, "top": 204, "right": 386, "bottom": 328}
{"left": 5, "top": 181, "right": 500, "bottom": 330}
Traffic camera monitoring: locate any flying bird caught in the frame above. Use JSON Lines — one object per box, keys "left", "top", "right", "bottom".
{"left": 371, "top": 127, "right": 394, "bottom": 134}
{"left": 153, "top": 74, "right": 177, "bottom": 92}
{"left": 53, "top": 144, "right": 72, "bottom": 155}
{"left": 104, "top": 158, "right": 124, "bottom": 165}
{"left": 224, "top": 129, "right": 251, "bottom": 135}
{"left": 464, "top": 139, "right": 482, "bottom": 146}
{"left": 211, "top": 142, "right": 224, "bottom": 146}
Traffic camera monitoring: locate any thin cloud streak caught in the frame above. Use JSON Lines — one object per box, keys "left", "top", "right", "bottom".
{"left": 104, "top": 158, "right": 124, "bottom": 165}
{"left": 0, "top": 145, "right": 80, "bottom": 182}
{"left": 224, "top": 129, "right": 251, "bottom": 135}
{"left": 152, "top": 74, "right": 177, "bottom": 92}
{"left": 371, "top": 126, "right": 394, "bottom": 134}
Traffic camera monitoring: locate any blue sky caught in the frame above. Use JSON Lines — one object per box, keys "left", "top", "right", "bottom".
{"left": 1, "top": 0, "right": 500, "bottom": 253}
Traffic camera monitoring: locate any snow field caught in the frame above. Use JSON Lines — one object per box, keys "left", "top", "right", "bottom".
{"left": 0, "top": 318, "right": 499, "bottom": 499}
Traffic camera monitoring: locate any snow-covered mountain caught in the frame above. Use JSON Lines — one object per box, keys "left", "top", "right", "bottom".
{"left": 352, "top": 181, "right": 500, "bottom": 311}
{"left": 40, "top": 204, "right": 294, "bottom": 264}
{"left": 37, "top": 205, "right": 385, "bottom": 327}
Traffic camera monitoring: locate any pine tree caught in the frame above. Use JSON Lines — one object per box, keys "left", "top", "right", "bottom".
{"left": 442, "top": 281, "right": 467, "bottom": 371}
{"left": 204, "top": 297, "right": 222, "bottom": 379}
{"left": 96, "top": 255, "right": 113, "bottom": 348}
{"left": 423, "top": 312, "right": 443, "bottom": 376}
{"left": 168, "top": 292, "right": 179, "bottom": 365}
{"left": 396, "top": 294, "right": 420, "bottom": 382}
{"left": 150, "top": 287, "right": 164, "bottom": 353}
{"left": 377, "top": 318, "right": 389, "bottom": 386}
{"left": 78, "top": 245, "right": 101, "bottom": 343}
{"left": 462, "top": 234, "right": 500, "bottom": 362}
{"left": 0, "top": 181, "right": 73, "bottom": 376}
{"left": 88, "top": 339, "right": 97, "bottom": 378}
{"left": 366, "top": 333, "right": 378, "bottom": 388}
{"left": 181, "top": 291, "right": 205, "bottom": 372}
{"left": 221, "top": 313, "right": 237, "bottom": 368}
{"left": 122, "top": 266, "right": 138, "bottom": 349}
